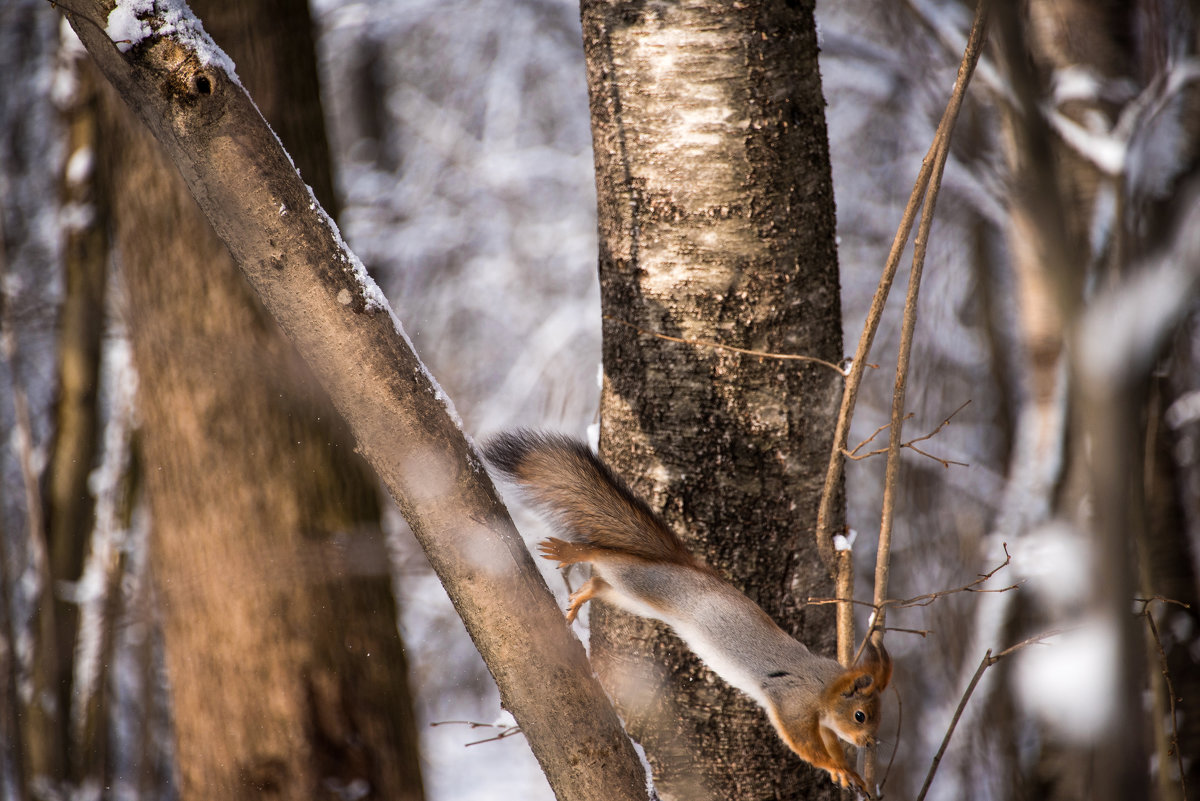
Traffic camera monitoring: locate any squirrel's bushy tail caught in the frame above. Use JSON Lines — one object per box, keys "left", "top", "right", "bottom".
{"left": 484, "top": 430, "right": 694, "bottom": 565}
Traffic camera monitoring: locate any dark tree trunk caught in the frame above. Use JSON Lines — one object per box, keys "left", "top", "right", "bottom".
{"left": 46, "top": 54, "right": 110, "bottom": 784}
{"left": 582, "top": 1, "right": 845, "bottom": 798}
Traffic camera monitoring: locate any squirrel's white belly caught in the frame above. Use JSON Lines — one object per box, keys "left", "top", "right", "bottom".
{"left": 596, "top": 561, "right": 782, "bottom": 708}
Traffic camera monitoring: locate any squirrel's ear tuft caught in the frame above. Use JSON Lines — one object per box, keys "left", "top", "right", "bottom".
{"left": 830, "top": 668, "right": 872, "bottom": 698}
{"left": 839, "top": 671, "right": 874, "bottom": 697}
{"left": 858, "top": 638, "right": 893, "bottom": 691}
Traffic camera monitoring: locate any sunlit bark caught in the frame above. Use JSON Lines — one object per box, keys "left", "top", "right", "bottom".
{"left": 583, "top": 1, "right": 844, "bottom": 797}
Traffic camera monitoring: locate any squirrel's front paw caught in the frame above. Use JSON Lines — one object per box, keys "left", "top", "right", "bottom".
{"left": 828, "top": 767, "right": 871, "bottom": 798}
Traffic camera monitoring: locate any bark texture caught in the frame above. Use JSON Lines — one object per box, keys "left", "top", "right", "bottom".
{"left": 97, "top": 1, "right": 425, "bottom": 797}
{"left": 62, "top": 2, "right": 651, "bottom": 800}
{"left": 582, "top": 1, "right": 845, "bottom": 798}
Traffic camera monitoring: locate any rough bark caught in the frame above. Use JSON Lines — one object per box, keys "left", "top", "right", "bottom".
{"left": 581, "top": 1, "right": 844, "bottom": 798}
{"left": 61, "top": 2, "right": 651, "bottom": 800}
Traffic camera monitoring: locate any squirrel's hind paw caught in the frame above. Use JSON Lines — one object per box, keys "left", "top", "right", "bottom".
{"left": 538, "top": 537, "right": 586, "bottom": 567}
{"left": 563, "top": 576, "right": 611, "bottom": 623}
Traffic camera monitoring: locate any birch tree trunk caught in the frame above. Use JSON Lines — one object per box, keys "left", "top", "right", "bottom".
{"left": 582, "top": 1, "right": 845, "bottom": 798}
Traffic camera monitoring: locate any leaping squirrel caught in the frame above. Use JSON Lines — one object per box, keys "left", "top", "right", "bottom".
{"left": 484, "top": 430, "right": 891, "bottom": 796}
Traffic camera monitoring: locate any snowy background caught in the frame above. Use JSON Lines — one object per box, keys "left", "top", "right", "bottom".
{"left": 4, "top": 0, "right": 1188, "bottom": 799}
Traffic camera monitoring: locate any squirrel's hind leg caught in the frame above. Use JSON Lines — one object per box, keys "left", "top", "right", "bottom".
{"left": 538, "top": 537, "right": 612, "bottom": 623}
{"left": 564, "top": 576, "right": 610, "bottom": 623}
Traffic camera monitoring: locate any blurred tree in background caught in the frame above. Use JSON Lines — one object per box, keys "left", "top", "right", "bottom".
{"left": 96, "top": 0, "right": 427, "bottom": 794}
{"left": 3, "top": 0, "right": 425, "bottom": 798}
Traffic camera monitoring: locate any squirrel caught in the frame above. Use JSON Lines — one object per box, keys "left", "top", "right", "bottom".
{"left": 484, "top": 430, "right": 892, "bottom": 796}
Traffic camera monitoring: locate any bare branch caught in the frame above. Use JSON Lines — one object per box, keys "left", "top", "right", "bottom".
{"left": 880, "top": 686, "right": 903, "bottom": 794}
{"left": 917, "top": 628, "right": 1063, "bottom": 801}
{"left": 845, "top": 414, "right": 915, "bottom": 458}
{"left": 862, "top": 6, "right": 991, "bottom": 785}
{"left": 843, "top": 400, "right": 973, "bottom": 468}
{"left": 430, "top": 719, "right": 525, "bottom": 748}
{"left": 1139, "top": 599, "right": 1188, "bottom": 801}
{"left": 875, "top": 0, "right": 991, "bottom": 626}
{"left": 814, "top": 0, "right": 991, "bottom": 572}
{"left": 806, "top": 544, "right": 1017, "bottom": 612}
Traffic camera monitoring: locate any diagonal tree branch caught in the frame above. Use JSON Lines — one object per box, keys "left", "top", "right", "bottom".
{"left": 53, "top": 3, "right": 650, "bottom": 799}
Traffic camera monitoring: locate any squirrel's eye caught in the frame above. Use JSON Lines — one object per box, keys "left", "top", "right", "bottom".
{"left": 854, "top": 710, "right": 866, "bottom": 724}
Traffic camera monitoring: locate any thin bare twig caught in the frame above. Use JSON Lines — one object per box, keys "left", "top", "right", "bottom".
{"left": 465, "top": 728, "right": 522, "bottom": 747}
{"left": 846, "top": 414, "right": 916, "bottom": 457}
{"left": 885, "top": 543, "right": 1016, "bottom": 610}
{"left": 876, "top": 0, "right": 990, "bottom": 625}
{"left": 430, "top": 719, "right": 524, "bottom": 747}
{"left": 886, "top": 626, "right": 930, "bottom": 637}
{"left": 844, "top": 400, "right": 972, "bottom": 468}
{"left": 1138, "top": 598, "right": 1188, "bottom": 801}
{"left": 880, "top": 686, "right": 903, "bottom": 794}
{"left": 861, "top": 1, "right": 990, "bottom": 782}
{"left": 602, "top": 315, "right": 851, "bottom": 375}
{"left": 813, "top": 0, "right": 991, "bottom": 574}
{"left": 807, "top": 544, "right": 1016, "bottom": 612}
{"left": 916, "top": 628, "right": 1063, "bottom": 801}
{"left": 904, "top": 443, "right": 968, "bottom": 469}
{"left": 1135, "top": 595, "right": 1191, "bottom": 610}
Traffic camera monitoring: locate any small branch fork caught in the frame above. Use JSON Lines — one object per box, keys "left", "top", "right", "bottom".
{"left": 430, "top": 719, "right": 524, "bottom": 748}
{"left": 810, "top": 545, "right": 1018, "bottom": 649}
{"left": 844, "top": 400, "right": 972, "bottom": 469}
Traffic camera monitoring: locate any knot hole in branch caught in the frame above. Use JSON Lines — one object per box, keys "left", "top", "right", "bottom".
{"left": 148, "top": 39, "right": 217, "bottom": 109}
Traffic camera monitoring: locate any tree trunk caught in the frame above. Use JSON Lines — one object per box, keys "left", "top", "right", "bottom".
{"left": 97, "top": 1, "right": 425, "bottom": 797}
{"left": 582, "top": 1, "right": 845, "bottom": 798}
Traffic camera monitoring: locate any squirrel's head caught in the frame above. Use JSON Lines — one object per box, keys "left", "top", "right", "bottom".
{"left": 820, "top": 639, "right": 892, "bottom": 748}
